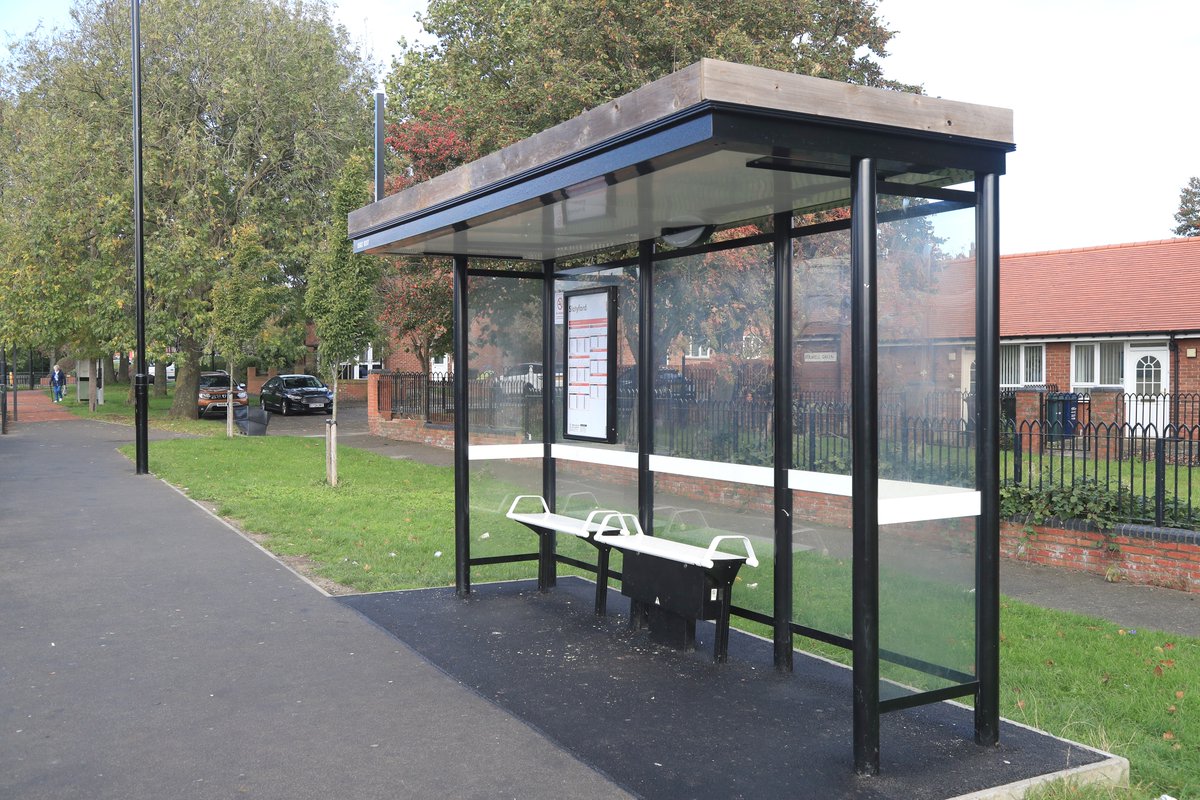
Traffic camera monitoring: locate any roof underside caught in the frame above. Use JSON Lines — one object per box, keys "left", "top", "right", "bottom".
{"left": 350, "top": 59, "right": 1014, "bottom": 262}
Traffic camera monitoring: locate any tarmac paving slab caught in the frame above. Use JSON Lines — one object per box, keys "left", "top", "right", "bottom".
{"left": 0, "top": 420, "right": 629, "bottom": 800}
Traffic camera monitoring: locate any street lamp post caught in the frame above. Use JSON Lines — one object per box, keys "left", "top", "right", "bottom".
{"left": 132, "top": 0, "right": 149, "bottom": 473}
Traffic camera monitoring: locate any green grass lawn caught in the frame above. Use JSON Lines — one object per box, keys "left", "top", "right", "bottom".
{"left": 47, "top": 383, "right": 222, "bottom": 436}
{"left": 125, "top": 434, "right": 1197, "bottom": 799}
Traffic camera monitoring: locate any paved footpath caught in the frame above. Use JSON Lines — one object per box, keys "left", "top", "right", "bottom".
{"left": 0, "top": 397, "right": 629, "bottom": 800}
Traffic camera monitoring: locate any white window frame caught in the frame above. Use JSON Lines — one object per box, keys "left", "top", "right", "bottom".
{"left": 339, "top": 344, "right": 383, "bottom": 380}
{"left": 686, "top": 338, "right": 712, "bottom": 360}
{"left": 1072, "top": 341, "right": 1124, "bottom": 388}
{"left": 1000, "top": 343, "right": 1045, "bottom": 388}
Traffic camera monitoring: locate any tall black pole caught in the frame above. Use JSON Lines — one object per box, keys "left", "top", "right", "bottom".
{"left": 772, "top": 211, "right": 794, "bottom": 672}
{"left": 637, "top": 240, "right": 654, "bottom": 537}
{"left": 131, "top": 0, "right": 149, "bottom": 474}
{"left": 541, "top": 257, "right": 557, "bottom": 588}
{"left": 974, "top": 172, "right": 1001, "bottom": 746}
{"left": 850, "top": 156, "right": 880, "bottom": 776}
{"left": 453, "top": 254, "right": 471, "bottom": 597}
{"left": 1, "top": 346, "right": 7, "bottom": 434}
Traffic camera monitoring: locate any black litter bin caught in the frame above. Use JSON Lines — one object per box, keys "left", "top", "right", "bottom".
{"left": 235, "top": 405, "right": 270, "bottom": 436}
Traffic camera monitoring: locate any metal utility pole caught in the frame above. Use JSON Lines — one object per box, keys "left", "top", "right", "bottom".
{"left": 131, "top": 0, "right": 149, "bottom": 474}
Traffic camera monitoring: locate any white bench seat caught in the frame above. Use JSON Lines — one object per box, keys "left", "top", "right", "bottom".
{"left": 593, "top": 515, "right": 758, "bottom": 570}
{"left": 505, "top": 496, "right": 627, "bottom": 537}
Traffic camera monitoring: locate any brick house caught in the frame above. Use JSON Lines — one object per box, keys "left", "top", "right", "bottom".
{"left": 1000, "top": 237, "right": 1200, "bottom": 428}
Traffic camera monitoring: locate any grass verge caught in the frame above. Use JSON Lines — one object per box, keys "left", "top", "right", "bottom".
{"left": 49, "top": 383, "right": 220, "bottom": 436}
{"left": 129, "top": 435, "right": 1197, "bottom": 799}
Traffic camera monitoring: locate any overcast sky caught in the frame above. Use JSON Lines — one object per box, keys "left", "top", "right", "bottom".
{"left": 4, "top": 0, "right": 1198, "bottom": 255}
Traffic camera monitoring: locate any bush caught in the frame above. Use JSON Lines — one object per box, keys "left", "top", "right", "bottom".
{"left": 1000, "top": 479, "right": 1122, "bottom": 531}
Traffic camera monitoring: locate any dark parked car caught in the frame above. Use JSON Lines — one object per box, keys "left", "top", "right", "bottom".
{"left": 258, "top": 374, "right": 334, "bottom": 415}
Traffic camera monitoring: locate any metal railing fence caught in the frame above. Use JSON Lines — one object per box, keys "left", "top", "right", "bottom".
{"left": 378, "top": 372, "right": 1200, "bottom": 528}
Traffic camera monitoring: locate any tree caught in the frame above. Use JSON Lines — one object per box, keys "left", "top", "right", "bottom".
{"left": 1174, "top": 177, "right": 1200, "bottom": 237}
{"left": 378, "top": 263, "right": 453, "bottom": 378}
{"left": 305, "top": 153, "right": 381, "bottom": 485}
{"left": 211, "top": 224, "right": 288, "bottom": 437}
{"left": 0, "top": 0, "right": 374, "bottom": 418}
{"left": 389, "top": 0, "right": 917, "bottom": 155}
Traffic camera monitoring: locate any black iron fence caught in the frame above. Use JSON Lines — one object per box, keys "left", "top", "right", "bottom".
{"left": 380, "top": 372, "right": 1200, "bottom": 528}
{"left": 1008, "top": 419, "right": 1200, "bottom": 528}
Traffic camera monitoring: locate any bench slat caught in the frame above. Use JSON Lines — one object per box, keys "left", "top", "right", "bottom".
{"left": 506, "top": 511, "right": 619, "bottom": 539}
{"left": 594, "top": 533, "right": 745, "bottom": 568}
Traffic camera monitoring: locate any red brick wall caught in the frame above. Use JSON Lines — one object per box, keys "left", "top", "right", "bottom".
{"left": 1045, "top": 342, "right": 1071, "bottom": 389}
{"left": 1002, "top": 521, "right": 1200, "bottom": 593}
{"left": 1176, "top": 337, "right": 1200, "bottom": 394}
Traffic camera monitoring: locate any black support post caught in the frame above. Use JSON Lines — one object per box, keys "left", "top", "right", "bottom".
{"left": 974, "top": 172, "right": 1002, "bottom": 746}
{"left": 772, "top": 211, "right": 794, "bottom": 672}
{"left": 541, "top": 258, "right": 557, "bottom": 589}
{"left": 453, "top": 254, "right": 471, "bottom": 597}
{"left": 850, "top": 156, "right": 881, "bottom": 776}
{"left": 637, "top": 240, "right": 655, "bottom": 537}
{"left": 131, "top": 0, "right": 149, "bottom": 474}
{"left": 1, "top": 346, "right": 7, "bottom": 434}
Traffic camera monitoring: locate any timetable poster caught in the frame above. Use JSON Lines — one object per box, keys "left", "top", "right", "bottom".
{"left": 563, "top": 286, "right": 617, "bottom": 442}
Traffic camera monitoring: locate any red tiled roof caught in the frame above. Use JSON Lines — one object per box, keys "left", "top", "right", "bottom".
{"left": 1001, "top": 238, "right": 1200, "bottom": 338}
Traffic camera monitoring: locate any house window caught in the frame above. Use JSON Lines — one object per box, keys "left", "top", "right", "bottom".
{"left": 1135, "top": 355, "right": 1163, "bottom": 395}
{"left": 686, "top": 338, "right": 712, "bottom": 359}
{"left": 1001, "top": 344, "right": 1044, "bottom": 387}
{"left": 1099, "top": 343, "right": 1123, "bottom": 384}
{"left": 1074, "top": 342, "right": 1123, "bottom": 386}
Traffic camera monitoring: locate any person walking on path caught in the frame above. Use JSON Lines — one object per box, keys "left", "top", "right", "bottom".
{"left": 50, "top": 365, "right": 66, "bottom": 403}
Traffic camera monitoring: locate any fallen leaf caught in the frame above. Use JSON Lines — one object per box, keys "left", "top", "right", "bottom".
{"left": 1045, "top": 659, "right": 1056, "bottom": 667}
{"left": 1154, "top": 665, "right": 1164, "bottom": 677}
{"left": 1176, "top": 690, "right": 1185, "bottom": 700}
{"left": 1167, "top": 704, "right": 1177, "bottom": 714}
{"left": 1163, "top": 731, "right": 1175, "bottom": 740}
{"left": 1164, "top": 642, "right": 1176, "bottom": 650}
{"left": 1016, "top": 700, "right": 1025, "bottom": 710}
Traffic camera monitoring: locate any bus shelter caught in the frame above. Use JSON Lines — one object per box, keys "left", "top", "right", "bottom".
{"left": 349, "top": 59, "right": 1013, "bottom": 774}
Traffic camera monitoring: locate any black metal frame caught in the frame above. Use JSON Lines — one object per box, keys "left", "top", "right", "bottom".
{"left": 421, "top": 100, "right": 1007, "bottom": 776}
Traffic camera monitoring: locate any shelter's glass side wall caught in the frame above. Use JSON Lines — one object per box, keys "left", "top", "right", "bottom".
{"left": 652, "top": 244, "right": 774, "bottom": 465}
{"left": 650, "top": 243, "right": 774, "bottom": 620}
{"left": 467, "top": 275, "right": 544, "bottom": 573}
{"left": 469, "top": 457, "right": 545, "bottom": 579}
{"left": 791, "top": 228, "right": 853, "bottom": 640}
{"left": 875, "top": 199, "right": 978, "bottom": 691}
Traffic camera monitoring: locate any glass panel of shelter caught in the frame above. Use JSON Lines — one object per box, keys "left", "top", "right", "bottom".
{"left": 651, "top": 241, "right": 775, "bottom": 618}
{"left": 464, "top": 273, "right": 546, "bottom": 581}
{"left": 792, "top": 226, "right": 854, "bottom": 644}
{"left": 875, "top": 193, "right": 979, "bottom": 696}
